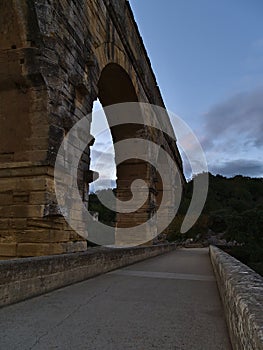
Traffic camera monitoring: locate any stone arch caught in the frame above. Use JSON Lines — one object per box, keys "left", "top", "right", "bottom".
{"left": 98, "top": 63, "right": 138, "bottom": 106}
{"left": 94, "top": 43, "right": 147, "bottom": 104}
{"left": 90, "top": 62, "right": 152, "bottom": 242}
{"left": 0, "top": 0, "right": 184, "bottom": 257}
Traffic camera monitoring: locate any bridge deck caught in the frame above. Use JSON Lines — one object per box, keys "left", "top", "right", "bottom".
{"left": 0, "top": 248, "right": 232, "bottom": 350}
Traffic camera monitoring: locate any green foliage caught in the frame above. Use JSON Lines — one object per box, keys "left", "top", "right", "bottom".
{"left": 89, "top": 175, "right": 263, "bottom": 274}
{"left": 88, "top": 189, "right": 116, "bottom": 226}
{"left": 167, "top": 172, "right": 263, "bottom": 275}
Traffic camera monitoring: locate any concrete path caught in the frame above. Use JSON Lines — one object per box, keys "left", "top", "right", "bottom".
{"left": 0, "top": 248, "right": 232, "bottom": 350}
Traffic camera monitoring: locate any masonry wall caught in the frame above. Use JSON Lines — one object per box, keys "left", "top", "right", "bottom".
{"left": 0, "top": 0, "right": 184, "bottom": 257}
{"left": 210, "top": 245, "right": 263, "bottom": 350}
{"left": 0, "top": 163, "right": 86, "bottom": 258}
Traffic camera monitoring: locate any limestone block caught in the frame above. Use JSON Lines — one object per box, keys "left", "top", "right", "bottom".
{"left": 15, "top": 230, "right": 70, "bottom": 243}
{"left": 13, "top": 192, "right": 29, "bottom": 203}
{"left": 17, "top": 243, "right": 66, "bottom": 257}
{"left": 0, "top": 232, "right": 16, "bottom": 243}
{"left": 0, "top": 191, "right": 13, "bottom": 205}
{"left": 9, "top": 219, "right": 27, "bottom": 229}
{"left": 0, "top": 243, "right": 17, "bottom": 257}
{"left": 0, "top": 204, "right": 44, "bottom": 218}
{"left": 29, "top": 191, "right": 47, "bottom": 204}
{"left": 0, "top": 219, "right": 9, "bottom": 229}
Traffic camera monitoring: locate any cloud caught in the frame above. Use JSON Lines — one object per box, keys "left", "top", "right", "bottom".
{"left": 94, "top": 140, "right": 113, "bottom": 148}
{"left": 90, "top": 149, "right": 116, "bottom": 185}
{"left": 202, "top": 87, "right": 263, "bottom": 150}
{"left": 89, "top": 179, "right": 116, "bottom": 192}
{"left": 187, "top": 87, "right": 263, "bottom": 178}
{"left": 91, "top": 133, "right": 113, "bottom": 152}
{"left": 91, "top": 149, "right": 114, "bottom": 161}
{"left": 209, "top": 159, "right": 263, "bottom": 178}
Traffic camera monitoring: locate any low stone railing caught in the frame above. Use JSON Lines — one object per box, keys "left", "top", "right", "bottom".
{"left": 0, "top": 243, "right": 176, "bottom": 307}
{"left": 210, "top": 245, "right": 263, "bottom": 350}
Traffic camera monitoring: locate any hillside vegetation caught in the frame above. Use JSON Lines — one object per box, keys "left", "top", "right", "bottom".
{"left": 88, "top": 173, "right": 263, "bottom": 274}
{"left": 168, "top": 173, "right": 263, "bottom": 275}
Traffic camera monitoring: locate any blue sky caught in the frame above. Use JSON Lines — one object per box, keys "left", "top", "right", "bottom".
{"left": 129, "top": 0, "right": 263, "bottom": 178}
{"left": 90, "top": 0, "right": 263, "bottom": 189}
{"left": 130, "top": 0, "right": 263, "bottom": 117}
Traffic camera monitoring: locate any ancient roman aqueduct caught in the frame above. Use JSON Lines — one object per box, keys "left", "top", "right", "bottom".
{"left": 0, "top": 0, "right": 184, "bottom": 258}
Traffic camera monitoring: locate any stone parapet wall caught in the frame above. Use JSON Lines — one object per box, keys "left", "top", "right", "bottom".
{"left": 210, "top": 245, "right": 263, "bottom": 350}
{"left": 0, "top": 243, "right": 176, "bottom": 307}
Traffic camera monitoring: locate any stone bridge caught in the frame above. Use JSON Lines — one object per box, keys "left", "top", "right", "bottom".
{"left": 0, "top": 3, "right": 262, "bottom": 350}
{"left": 0, "top": 0, "right": 184, "bottom": 258}
{"left": 0, "top": 245, "right": 262, "bottom": 350}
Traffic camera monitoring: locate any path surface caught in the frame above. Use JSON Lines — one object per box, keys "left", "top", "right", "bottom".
{"left": 0, "top": 248, "right": 232, "bottom": 350}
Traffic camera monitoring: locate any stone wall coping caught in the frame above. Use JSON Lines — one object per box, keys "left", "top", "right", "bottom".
{"left": 0, "top": 243, "right": 176, "bottom": 307}
{"left": 0, "top": 244, "right": 173, "bottom": 283}
{"left": 210, "top": 245, "right": 263, "bottom": 350}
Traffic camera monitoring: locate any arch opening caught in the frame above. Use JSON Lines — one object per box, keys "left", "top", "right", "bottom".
{"left": 88, "top": 63, "right": 153, "bottom": 241}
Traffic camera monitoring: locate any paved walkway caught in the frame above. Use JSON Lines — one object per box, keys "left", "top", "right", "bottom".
{"left": 0, "top": 248, "right": 232, "bottom": 350}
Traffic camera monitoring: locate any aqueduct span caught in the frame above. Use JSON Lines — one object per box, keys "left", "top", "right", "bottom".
{"left": 0, "top": 0, "right": 184, "bottom": 258}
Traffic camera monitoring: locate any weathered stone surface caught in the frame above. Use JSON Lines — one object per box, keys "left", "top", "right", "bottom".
{"left": 0, "top": 0, "right": 184, "bottom": 257}
{"left": 0, "top": 243, "right": 17, "bottom": 257}
{"left": 0, "top": 243, "right": 176, "bottom": 307}
{"left": 210, "top": 245, "right": 263, "bottom": 350}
